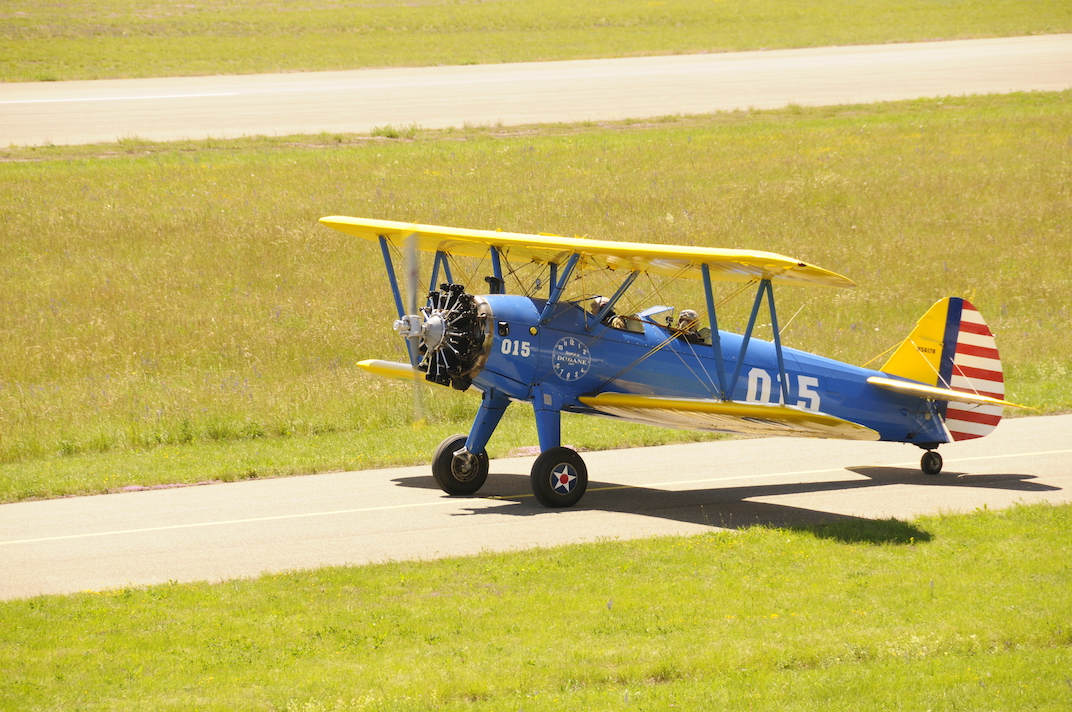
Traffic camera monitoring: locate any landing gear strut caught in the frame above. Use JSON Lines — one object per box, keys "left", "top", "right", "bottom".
{"left": 921, "top": 450, "right": 943, "bottom": 476}
{"left": 431, "top": 434, "right": 489, "bottom": 495}
{"left": 428, "top": 379, "right": 591, "bottom": 506}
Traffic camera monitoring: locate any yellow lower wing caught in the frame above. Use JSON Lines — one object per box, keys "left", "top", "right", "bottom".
{"left": 580, "top": 393, "right": 880, "bottom": 441}
{"left": 357, "top": 359, "right": 477, "bottom": 391}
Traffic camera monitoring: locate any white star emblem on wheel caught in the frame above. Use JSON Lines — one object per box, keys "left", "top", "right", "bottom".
{"left": 550, "top": 463, "right": 577, "bottom": 494}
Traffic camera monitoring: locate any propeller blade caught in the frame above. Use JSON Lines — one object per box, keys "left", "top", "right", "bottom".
{"left": 403, "top": 233, "right": 426, "bottom": 426}
{"left": 404, "top": 232, "right": 419, "bottom": 322}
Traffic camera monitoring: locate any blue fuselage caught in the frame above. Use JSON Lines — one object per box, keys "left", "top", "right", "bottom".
{"left": 472, "top": 294, "right": 948, "bottom": 445}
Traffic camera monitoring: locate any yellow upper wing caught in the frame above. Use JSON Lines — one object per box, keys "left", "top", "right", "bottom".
{"left": 320, "top": 216, "right": 855, "bottom": 288}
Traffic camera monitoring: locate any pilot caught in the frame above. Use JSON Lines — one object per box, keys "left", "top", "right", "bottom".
{"left": 591, "top": 296, "right": 626, "bottom": 329}
{"left": 676, "top": 309, "right": 708, "bottom": 344}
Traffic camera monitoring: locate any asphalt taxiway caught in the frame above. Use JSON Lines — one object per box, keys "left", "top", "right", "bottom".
{"left": 2, "top": 413, "right": 1068, "bottom": 599}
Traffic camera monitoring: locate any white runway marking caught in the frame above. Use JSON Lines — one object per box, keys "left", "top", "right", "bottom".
{"left": 0, "top": 499, "right": 457, "bottom": 547}
{"left": 5, "top": 447, "right": 1067, "bottom": 548}
{"left": 0, "top": 93, "right": 240, "bottom": 105}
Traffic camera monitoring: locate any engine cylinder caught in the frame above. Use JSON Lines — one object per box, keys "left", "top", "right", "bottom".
{"left": 417, "top": 284, "right": 492, "bottom": 390}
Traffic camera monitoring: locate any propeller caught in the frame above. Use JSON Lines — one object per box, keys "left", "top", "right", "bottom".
{"left": 403, "top": 233, "right": 426, "bottom": 426}
{"left": 392, "top": 235, "right": 489, "bottom": 398}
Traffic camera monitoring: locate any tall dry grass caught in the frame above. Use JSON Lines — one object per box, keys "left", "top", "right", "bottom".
{"left": 1, "top": 93, "right": 1069, "bottom": 465}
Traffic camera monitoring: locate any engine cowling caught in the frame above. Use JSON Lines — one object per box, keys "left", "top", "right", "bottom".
{"left": 396, "top": 284, "right": 492, "bottom": 390}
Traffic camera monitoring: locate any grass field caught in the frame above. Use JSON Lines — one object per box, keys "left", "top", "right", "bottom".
{"left": 4, "top": 5, "right": 1071, "bottom": 710}
{"left": 2, "top": 502, "right": 1070, "bottom": 710}
{"left": 2, "top": 91, "right": 1070, "bottom": 501}
{"left": 2, "top": 0, "right": 1070, "bottom": 82}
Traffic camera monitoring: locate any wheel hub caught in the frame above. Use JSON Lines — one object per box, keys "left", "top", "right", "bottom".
{"left": 451, "top": 447, "right": 481, "bottom": 482}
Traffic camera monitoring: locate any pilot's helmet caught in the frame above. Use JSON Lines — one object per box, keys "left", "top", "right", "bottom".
{"left": 678, "top": 309, "right": 699, "bottom": 326}
{"left": 592, "top": 296, "right": 610, "bottom": 312}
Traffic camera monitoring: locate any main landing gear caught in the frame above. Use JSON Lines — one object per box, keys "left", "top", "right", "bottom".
{"left": 429, "top": 384, "right": 590, "bottom": 507}
{"left": 430, "top": 438, "right": 590, "bottom": 508}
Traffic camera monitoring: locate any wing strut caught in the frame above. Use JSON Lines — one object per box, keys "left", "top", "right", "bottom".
{"left": 379, "top": 235, "right": 406, "bottom": 320}
{"left": 378, "top": 234, "right": 419, "bottom": 366}
{"left": 540, "top": 253, "right": 581, "bottom": 324}
{"left": 428, "top": 250, "right": 453, "bottom": 293}
{"left": 701, "top": 264, "right": 729, "bottom": 400}
{"left": 766, "top": 280, "right": 792, "bottom": 406}
{"left": 588, "top": 270, "right": 640, "bottom": 331}
{"left": 490, "top": 247, "right": 504, "bottom": 286}
{"left": 728, "top": 279, "right": 791, "bottom": 405}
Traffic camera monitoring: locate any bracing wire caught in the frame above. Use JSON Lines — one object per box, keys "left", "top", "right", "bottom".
{"left": 859, "top": 340, "right": 901, "bottom": 369}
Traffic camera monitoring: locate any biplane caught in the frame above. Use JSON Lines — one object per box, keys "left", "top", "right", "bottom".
{"left": 320, "top": 216, "right": 1022, "bottom": 508}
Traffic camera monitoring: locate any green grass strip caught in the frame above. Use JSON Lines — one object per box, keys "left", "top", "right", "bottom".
{"left": 2, "top": 502, "right": 1070, "bottom": 710}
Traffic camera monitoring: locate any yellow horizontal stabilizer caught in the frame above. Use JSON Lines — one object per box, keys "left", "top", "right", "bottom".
{"left": 867, "top": 376, "right": 1026, "bottom": 409}
{"left": 320, "top": 216, "right": 854, "bottom": 289}
{"left": 580, "top": 393, "right": 880, "bottom": 441}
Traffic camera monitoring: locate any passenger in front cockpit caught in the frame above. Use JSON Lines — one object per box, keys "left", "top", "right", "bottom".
{"left": 591, "top": 296, "right": 626, "bottom": 329}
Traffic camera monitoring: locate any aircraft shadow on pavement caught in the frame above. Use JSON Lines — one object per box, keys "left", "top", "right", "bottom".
{"left": 393, "top": 466, "right": 1059, "bottom": 545}
{"left": 846, "top": 466, "right": 1060, "bottom": 492}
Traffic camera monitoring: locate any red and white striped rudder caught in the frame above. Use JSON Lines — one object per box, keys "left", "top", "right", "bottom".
{"left": 944, "top": 300, "right": 1004, "bottom": 441}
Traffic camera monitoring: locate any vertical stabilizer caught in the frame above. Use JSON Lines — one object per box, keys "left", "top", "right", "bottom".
{"left": 881, "top": 298, "right": 1005, "bottom": 441}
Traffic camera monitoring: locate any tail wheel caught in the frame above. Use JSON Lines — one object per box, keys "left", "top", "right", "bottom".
{"left": 432, "top": 435, "right": 488, "bottom": 495}
{"left": 531, "top": 447, "right": 588, "bottom": 508}
{"left": 921, "top": 450, "right": 943, "bottom": 476}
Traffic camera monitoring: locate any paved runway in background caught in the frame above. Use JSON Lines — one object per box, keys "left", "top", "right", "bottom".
{"left": 2, "top": 34, "right": 1070, "bottom": 147}
{"left": 2, "top": 414, "right": 1069, "bottom": 599}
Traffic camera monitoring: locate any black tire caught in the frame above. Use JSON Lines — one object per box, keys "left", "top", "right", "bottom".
{"left": 431, "top": 435, "right": 488, "bottom": 495}
{"left": 530, "top": 447, "right": 588, "bottom": 508}
{"left": 921, "top": 450, "right": 943, "bottom": 476}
